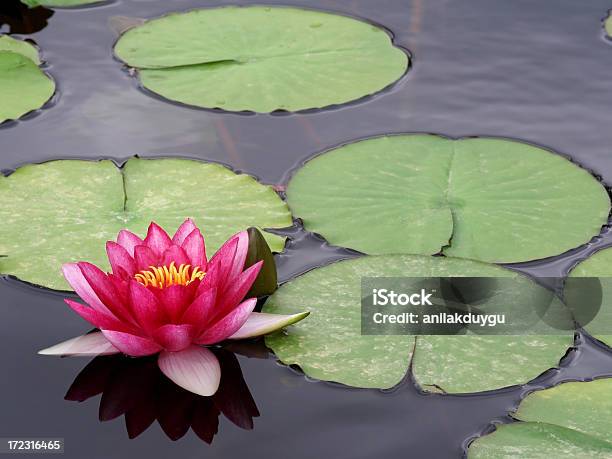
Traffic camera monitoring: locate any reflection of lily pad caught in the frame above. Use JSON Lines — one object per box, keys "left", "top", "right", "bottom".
{"left": 569, "top": 247, "right": 612, "bottom": 347}
{"left": 469, "top": 379, "right": 612, "bottom": 458}
{"left": 264, "top": 255, "right": 573, "bottom": 391}
{"left": 0, "top": 159, "right": 292, "bottom": 290}
{"left": 286, "top": 135, "right": 610, "bottom": 263}
{"left": 20, "top": 0, "right": 103, "bottom": 7}
{"left": 0, "top": 35, "right": 54, "bottom": 123}
{"left": 113, "top": 6, "right": 408, "bottom": 112}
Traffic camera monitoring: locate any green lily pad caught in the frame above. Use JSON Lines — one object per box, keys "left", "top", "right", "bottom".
{"left": 113, "top": 6, "right": 408, "bottom": 113}
{"left": 469, "top": 423, "right": 612, "bottom": 459}
{"left": 605, "top": 11, "right": 612, "bottom": 37}
{"left": 20, "top": 0, "right": 103, "bottom": 8}
{"left": 264, "top": 255, "right": 573, "bottom": 391}
{"left": 0, "top": 158, "right": 292, "bottom": 290}
{"left": 568, "top": 247, "right": 612, "bottom": 347}
{"left": 469, "top": 379, "right": 612, "bottom": 458}
{"left": 412, "top": 334, "right": 573, "bottom": 393}
{"left": 0, "top": 36, "right": 54, "bottom": 123}
{"left": 0, "top": 36, "right": 40, "bottom": 64}
{"left": 286, "top": 135, "right": 610, "bottom": 263}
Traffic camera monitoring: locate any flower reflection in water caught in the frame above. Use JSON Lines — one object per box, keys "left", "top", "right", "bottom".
{"left": 65, "top": 347, "right": 260, "bottom": 443}
{"left": 0, "top": 0, "right": 53, "bottom": 34}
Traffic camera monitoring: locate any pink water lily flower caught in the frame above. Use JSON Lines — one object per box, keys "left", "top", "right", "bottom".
{"left": 39, "top": 220, "right": 308, "bottom": 396}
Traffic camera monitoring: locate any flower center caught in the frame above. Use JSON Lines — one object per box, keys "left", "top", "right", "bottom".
{"left": 134, "top": 262, "right": 205, "bottom": 289}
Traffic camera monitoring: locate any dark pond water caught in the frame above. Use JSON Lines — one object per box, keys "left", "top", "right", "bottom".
{"left": 2, "top": 0, "right": 612, "bottom": 457}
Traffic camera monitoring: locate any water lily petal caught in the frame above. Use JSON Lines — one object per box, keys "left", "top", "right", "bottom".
{"left": 215, "top": 261, "right": 262, "bottom": 319}
{"left": 196, "top": 256, "right": 221, "bottom": 297}
{"left": 78, "top": 262, "right": 134, "bottom": 322}
{"left": 152, "top": 324, "right": 196, "bottom": 352}
{"left": 107, "top": 273, "right": 130, "bottom": 306}
{"left": 102, "top": 330, "right": 162, "bottom": 356}
{"left": 229, "top": 311, "right": 310, "bottom": 339}
{"left": 106, "top": 241, "right": 137, "bottom": 278}
{"left": 134, "top": 244, "right": 158, "bottom": 271}
{"left": 65, "top": 299, "right": 137, "bottom": 333}
{"left": 200, "top": 237, "right": 238, "bottom": 294}
{"left": 38, "top": 332, "right": 119, "bottom": 356}
{"left": 155, "top": 283, "right": 195, "bottom": 321}
{"left": 160, "top": 245, "right": 190, "bottom": 267}
{"left": 158, "top": 346, "right": 221, "bottom": 396}
{"left": 144, "top": 222, "right": 173, "bottom": 256}
{"left": 62, "top": 263, "right": 113, "bottom": 316}
{"left": 181, "top": 287, "right": 217, "bottom": 331}
{"left": 182, "top": 228, "right": 207, "bottom": 269}
{"left": 227, "top": 231, "right": 249, "bottom": 283}
{"left": 197, "top": 298, "right": 257, "bottom": 345}
{"left": 117, "top": 229, "right": 143, "bottom": 257}
{"left": 172, "top": 218, "right": 197, "bottom": 245}
{"left": 128, "top": 280, "right": 167, "bottom": 333}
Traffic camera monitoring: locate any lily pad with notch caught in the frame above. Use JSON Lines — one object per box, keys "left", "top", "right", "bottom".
{"left": 113, "top": 6, "right": 409, "bottom": 113}
{"left": 286, "top": 134, "right": 610, "bottom": 263}
{"left": 0, "top": 158, "right": 292, "bottom": 290}
{"left": 263, "top": 255, "right": 574, "bottom": 392}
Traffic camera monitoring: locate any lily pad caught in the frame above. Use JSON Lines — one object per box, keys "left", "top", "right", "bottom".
{"left": 412, "top": 334, "right": 573, "bottom": 393}
{"left": 20, "top": 0, "right": 103, "bottom": 8}
{"left": 0, "top": 35, "right": 40, "bottom": 64}
{"left": 0, "top": 36, "right": 54, "bottom": 123}
{"left": 264, "top": 255, "right": 573, "bottom": 391}
{"left": 469, "top": 379, "right": 612, "bottom": 458}
{"left": 0, "top": 158, "right": 292, "bottom": 290}
{"left": 113, "top": 6, "right": 409, "bottom": 113}
{"left": 606, "top": 11, "right": 612, "bottom": 37}
{"left": 286, "top": 135, "right": 610, "bottom": 263}
{"left": 568, "top": 247, "right": 612, "bottom": 347}
{"left": 469, "top": 423, "right": 612, "bottom": 458}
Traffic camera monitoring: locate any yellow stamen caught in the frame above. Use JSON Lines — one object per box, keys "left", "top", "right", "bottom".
{"left": 134, "top": 261, "right": 205, "bottom": 289}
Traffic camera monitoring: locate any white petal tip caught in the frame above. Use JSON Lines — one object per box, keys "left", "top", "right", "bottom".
{"left": 158, "top": 346, "right": 221, "bottom": 397}
{"left": 37, "top": 332, "right": 119, "bottom": 357}
{"left": 229, "top": 311, "right": 310, "bottom": 340}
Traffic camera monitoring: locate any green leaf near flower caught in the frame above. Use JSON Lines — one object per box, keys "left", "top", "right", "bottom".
{"left": 113, "top": 6, "right": 409, "bottom": 113}
{"left": 263, "top": 255, "right": 573, "bottom": 391}
{"left": 286, "top": 135, "right": 610, "bottom": 263}
{"left": 0, "top": 158, "right": 292, "bottom": 290}
{"left": 469, "top": 379, "right": 612, "bottom": 458}
{"left": 0, "top": 35, "right": 54, "bottom": 123}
